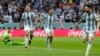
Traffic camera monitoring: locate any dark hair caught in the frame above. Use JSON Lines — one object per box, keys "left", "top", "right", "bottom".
{"left": 47, "top": 7, "right": 54, "bottom": 12}
{"left": 85, "top": 4, "right": 94, "bottom": 9}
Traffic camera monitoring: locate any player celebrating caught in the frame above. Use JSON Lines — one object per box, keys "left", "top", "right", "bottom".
{"left": 44, "top": 8, "right": 63, "bottom": 50}
{"left": 20, "top": 3, "right": 36, "bottom": 48}
{"left": 73, "top": 4, "right": 98, "bottom": 56}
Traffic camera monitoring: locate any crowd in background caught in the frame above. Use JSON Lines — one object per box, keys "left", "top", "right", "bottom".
{"left": 0, "top": 0, "right": 100, "bottom": 29}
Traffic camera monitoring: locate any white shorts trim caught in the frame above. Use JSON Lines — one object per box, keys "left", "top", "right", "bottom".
{"left": 82, "top": 31, "right": 95, "bottom": 39}
{"left": 45, "top": 28, "right": 53, "bottom": 34}
{"left": 24, "top": 26, "right": 34, "bottom": 32}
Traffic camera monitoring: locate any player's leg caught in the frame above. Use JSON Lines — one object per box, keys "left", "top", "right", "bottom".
{"left": 28, "top": 27, "right": 35, "bottom": 45}
{"left": 47, "top": 34, "right": 53, "bottom": 50}
{"left": 46, "top": 36, "right": 51, "bottom": 50}
{"left": 45, "top": 28, "right": 53, "bottom": 50}
{"left": 24, "top": 33, "right": 29, "bottom": 48}
{"left": 24, "top": 27, "right": 30, "bottom": 48}
{"left": 48, "top": 31, "right": 53, "bottom": 50}
{"left": 85, "top": 32, "right": 95, "bottom": 56}
{"left": 46, "top": 35, "right": 52, "bottom": 50}
{"left": 49, "top": 29, "right": 53, "bottom": 44}
{"left": 45, "top": 28, "right": 50, "bottom": 47}
{"left": 28, "top": 31, "right": 33, "bottom": 45}
{"left": 45, "top": 28, "right": 50, "bottom": 44}
{"left": 82, "top": 32, "right": 88, "bottom": 43}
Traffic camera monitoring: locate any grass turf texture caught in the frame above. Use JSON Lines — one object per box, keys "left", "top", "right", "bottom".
{"left": 0, "top": 37, "right": 100, "bottom": 56}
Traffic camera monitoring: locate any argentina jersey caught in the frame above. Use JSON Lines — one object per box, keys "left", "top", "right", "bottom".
{"left": 82, "top": 13, "right": 96, "bottom": 33}
{"left": 22, "top": 12, "right": 36, "bottom": 27}
{"left": 44, "top": 14, "right": 58, "bottom": 29}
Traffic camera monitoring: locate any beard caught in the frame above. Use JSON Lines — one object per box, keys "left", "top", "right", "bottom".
{"left": 86, "top": 11, "right": 90, "bottom": 13}
{"left": 84, "top": 10, "right": 90, "bottom": 13}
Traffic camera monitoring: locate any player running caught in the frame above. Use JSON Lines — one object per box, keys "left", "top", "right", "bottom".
{"left": 44, "top": 7, "right": 63, "bottom": 50}
{"left": 20, "top": 3, "right": 36, "bottom": 48}
{"left": 73, "top": 4, "right": 99, "bottom": 56}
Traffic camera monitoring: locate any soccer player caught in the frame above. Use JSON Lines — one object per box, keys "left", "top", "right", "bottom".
{"left": 44, "top": 7, "right": 63, "bottom": 50}
{"left": 1, "top": 27, "right": 24, "bottom": 45}
{"left": 1, "top": 27, "right": 12, "bottom": 45}
{"left": 73, "top": 4, "right": 99, "bottom": 56}
{"left": 20, "top": 3, "right": 36, "bottom": 48}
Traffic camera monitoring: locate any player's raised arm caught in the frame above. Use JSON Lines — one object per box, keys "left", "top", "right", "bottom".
{"left": 31, "top": 12, "right": 37, "bottom": 26}
{"left": 72, "top": 13, "right": 86, "bottom": 28}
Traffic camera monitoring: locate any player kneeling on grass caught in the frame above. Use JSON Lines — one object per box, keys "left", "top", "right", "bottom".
{"left": 44, "top": 8, "right": 63, "bottom": 50}
{"left": 20, "top": 3, "right": 36, "bottom": 49}
{"left": 73, "top": 4, "right": 99, "bottom": 56}
{"left": 1, "top": 27, "right": 23, "bottom": 45}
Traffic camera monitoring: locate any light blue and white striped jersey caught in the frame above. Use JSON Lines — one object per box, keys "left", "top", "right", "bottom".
{"left": 82, "top": 12, "right": 96, "bottom": 33}
{"left": 44, "top": 14, "right": 58, "bottom": 29}
{"left": 22, "top": 12, "right": 36, "bottom": 27}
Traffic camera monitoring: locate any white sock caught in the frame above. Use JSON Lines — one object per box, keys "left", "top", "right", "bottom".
{"left": 85, "top": 41, "right": 92, "bottom": 56}
{"left": 47, "top": 39, "right": 51, "bottom": 50}
{"left": 25, "top": 36, "right": 29, "bottom": 47}
{"left": 45, "top": 37, "right": 48, "bottom": 45}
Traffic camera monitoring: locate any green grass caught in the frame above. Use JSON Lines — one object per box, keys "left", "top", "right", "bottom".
{"left": 0, "top": 37, "right": 100, "bottom": 56}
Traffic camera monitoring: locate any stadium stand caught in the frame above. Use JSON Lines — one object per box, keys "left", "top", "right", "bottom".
{"left": 0, "top": 0, "right": 100, "bottom": 29}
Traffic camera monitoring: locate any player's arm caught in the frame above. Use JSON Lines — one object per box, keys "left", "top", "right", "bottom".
{"left": 73, "top": 18, "right": 83, "bottom": 27}
{"left": 42, "top": 14, "right": 47, "bottom": 27}
{"left": 72, "top": 13, "right": 85, "bottom": 28}
{"left": 32, "top": 12, "right": 37, "bottom": 25}
{"left": 39, "top": 14, "right": 45, "bottom": 25}
{"left": 53, "top": 15, "right": 64, "bottom": 29}
{"left": 19, "top": 17, "right": 24, "bottom": 28}
{"left": 33, "top": 16, "right": 37, "bottom": 26}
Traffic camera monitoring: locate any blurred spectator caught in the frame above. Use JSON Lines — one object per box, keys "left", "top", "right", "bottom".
{"left": 55, "top": 7, "right": 62, "bottom": 16}
{"left": 11, "top": 2, "right": 17, "bottom": 13}
{"left": 0, "top": 3, "right": 3, "bottom": 16}
{"left": 0, "top": 0, "right": 100, "bottom": 29}
{"left": 0, "top": 16, "right": 4, "bottom": 24}
{"left": 73, "top": 12, "right": 77, "bottom": 22}
{"left": 59, "top": 1, "right": 65, "bottom": 9}
{"left": 59, "top": 12, "right": 65, "bottom": 28}
{"left": 34, "top": 0, "right": 43, "bottom": 11}
{"left": 65, "top": 11, "right": 73, "bottom": 22}
{"left": 3, "top": 12, "right": 13, "bottom": 23}
{"left": 8, "top": 3, "right": 13, "bottom": 14}
{"left": 79, "top": 0, "right": 85, "bottom": 11}
{"left": 13, "top": 12, "right": 20, "bottom": 22}
{"left": 95, "top": 9, "right": 100, "bottom": 30}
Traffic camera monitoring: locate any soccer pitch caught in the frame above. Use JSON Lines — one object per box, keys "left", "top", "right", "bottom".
{"left": 0, "top": 37, "right": 100, "bottom": 56}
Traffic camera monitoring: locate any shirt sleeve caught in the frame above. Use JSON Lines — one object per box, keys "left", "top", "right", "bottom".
{"left": 94, "top": 13, "right": 100, "bottom": 21}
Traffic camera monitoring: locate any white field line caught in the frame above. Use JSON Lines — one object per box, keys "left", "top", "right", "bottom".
{"left": 33, "top": 47, "right": 81, "bottom": 53}
{"left": 0, "top": 47, "right": 82, "bottom": 54}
